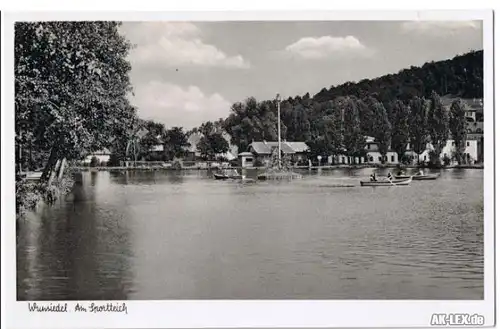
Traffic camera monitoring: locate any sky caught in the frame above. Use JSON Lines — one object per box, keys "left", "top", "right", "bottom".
{"left": 120, "top": 20, "right": 482, "bottom": 129}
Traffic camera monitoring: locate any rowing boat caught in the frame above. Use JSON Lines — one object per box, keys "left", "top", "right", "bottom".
{"left": 360, "top": 177, "right": 412, "bottom": 187}
{"left": 412, "top": 173, "right": 439, "bottom": 180}
{"left": 214, "top": 173, "right": 229, "bottom": 180}
{"left": 214, "top": 169, "right": 242, "bottom": 180}
{"left": 394, "top": 173, "right": 439, "bottom": 180}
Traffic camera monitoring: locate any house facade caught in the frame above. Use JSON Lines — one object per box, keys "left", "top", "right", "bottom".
{"left": 83, "top": 148, "right": 111, "bottom": 165}
{"left": 328, "top": 154, "right": 365, "bottom": 165}
{"left": 364, "top": 136, "right": 399, "bottom": 164}
{"left": 467, "top": 133, "right": 484, "bottom": 163}
{"left": 238, "top": 152, "right": 255, "bottom": 168}
{"left": 240, "top": 141, "right": 309, "bottom": 167}
{"left": 441, "top": 96, "right": 484, "bottom": 160}
{"left": 404, "top": 139, "right": 479, "bottom": 164}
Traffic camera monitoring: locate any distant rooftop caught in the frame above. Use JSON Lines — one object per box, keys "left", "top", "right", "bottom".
{"left": 365, "top": 136, "right": 376, "bottom": 143}
{"left": 150, "top": 144, "right": 164, "bottom": 152}
{"left": 248, "top": 141, "right": 309, "bottom": 154}
{"left": 91, "top": 148, "right": 111, "bottom": 155}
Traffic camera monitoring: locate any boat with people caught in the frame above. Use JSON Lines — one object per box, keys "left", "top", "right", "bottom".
{"left": 213, "top": 169, "right": 243, "bottom": 180}
{"left": 411, "top": 173, "right": 440, "bottom": 180}
{"left": 394, "top": 170, "right": 440, "bottom": 181}
{"left": 213, "top": 173, "right": 229, "bottom": 180}
{"left": 360, "top": 177, "right": 412, "bottom": 187}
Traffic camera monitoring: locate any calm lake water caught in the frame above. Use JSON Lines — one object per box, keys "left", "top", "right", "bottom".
{"left": 17, "top": 168, "right": 484, "bottom": 300}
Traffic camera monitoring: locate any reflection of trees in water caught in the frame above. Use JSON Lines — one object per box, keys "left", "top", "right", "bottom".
{"left": 450, "top": 168, "right": 467, "bottom": 179}
{"left": 17, "top": 173, "right": 135, "bottom": 300}
{"left": 90, "top": 171, "right": 98, "bottom": 185}
{"left": 16, "top": 213, "right": 40, "bottom": 300}
{"left": 115, "top": 170, "right": 187, "bottom": 185}
{"left": 166, "top": 172, "right": 184, "bottom": 184}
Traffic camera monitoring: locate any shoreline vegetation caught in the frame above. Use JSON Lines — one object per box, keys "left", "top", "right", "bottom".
{"left": 16, "top": 167, "right": 74, "bottom": 219}
{"left": 15, "top": 21, "right": 483, "bottom": 218}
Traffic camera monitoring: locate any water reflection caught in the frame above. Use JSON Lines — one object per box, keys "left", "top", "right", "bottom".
{"left": 17, "top": 168, "right": 483, "bottom": 300}
{"left": 17, "top": 173, "right": 134, "bottom": 300}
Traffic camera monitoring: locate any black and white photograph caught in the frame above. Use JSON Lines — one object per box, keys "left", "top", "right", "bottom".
{"left": 3, "top": 7, "right": 495, "bottom": 329}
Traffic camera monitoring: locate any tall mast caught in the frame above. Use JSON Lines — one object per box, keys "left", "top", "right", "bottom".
{"left": 277, "top": 93, "right": 281, "bottom": 168}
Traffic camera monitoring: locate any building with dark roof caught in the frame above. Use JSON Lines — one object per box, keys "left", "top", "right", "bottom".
{"left": 239, "top": 141, "right": 309, "bottom": 167}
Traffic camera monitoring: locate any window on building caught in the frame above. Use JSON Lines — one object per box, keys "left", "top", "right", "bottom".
{"left": 424, "top": 156, "right": 427, "bottom": 161}
{"left": 369, "top": 156, "right": 374, "bottom": 162}
{"left": 378, "top": 156, "right": 382, "bottom": 162}
{"left": 467, "top": 141, "right": 470, "bottom": 147}
{"left": 391, "top": 155, "right": 395, "bottom": 162}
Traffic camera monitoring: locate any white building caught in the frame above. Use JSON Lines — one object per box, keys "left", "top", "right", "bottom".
{"left": 83, "top": 148, "right": 111, "bottom": 165}
{"left": 331, "top": 154, "right": 365, "bottom": 165}
{"left": 405, "top": 139, "right": 478, "bottom": 164}
{"left": 364, "top": 136, "right": 399, "bottom": 164}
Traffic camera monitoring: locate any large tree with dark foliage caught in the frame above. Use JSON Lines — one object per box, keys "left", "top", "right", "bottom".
{"left": 307, "top": 112, "right": 343, "bottom": 158}
{"left": 139, "top": 120, "right": 166, "bottom": 157}
{"left": 107, "top": 106, "right": 139, "bottom": 166}
{"left": 390, "top": 100, "right": 410, "bottom": 160}
{"left": 342, "top": 96, "right": 365, "bottom": 157}
{"left": 449, "top": 99, "right": 468, "bottom": 164}
{"left": 223, "top": 97, "right": 286, "bottom": 151}
{"left": 427, "top": 91, "right": 450, "bottom": 165}
{"left": 15, "top": 22, "right": 135, "bottom": 181}
{"left": 197, "top": 133, "right": 229, "bottom": 160}
{"left": 163, "top": 127, "right": 189, "bottom": 160}
{"left": 408, "top": 96, "right": 430, "bottom": 159}
{"left": 371, "top": 100, "right": 392, "bottom": 161}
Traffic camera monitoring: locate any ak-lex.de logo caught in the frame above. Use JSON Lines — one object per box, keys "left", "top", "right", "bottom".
{"left": 430, "top": 313, "right": 485, "bottom": 326}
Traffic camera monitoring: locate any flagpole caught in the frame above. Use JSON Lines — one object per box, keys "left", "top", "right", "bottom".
{"left": 277, "top": 94, "right": 281, "bottom": 169}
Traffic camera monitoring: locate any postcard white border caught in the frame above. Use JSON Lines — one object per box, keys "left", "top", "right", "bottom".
{"left": 2, "top": 9, "right": 495, "bottom": 329}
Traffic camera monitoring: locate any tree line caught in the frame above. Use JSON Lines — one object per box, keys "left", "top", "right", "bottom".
{"left": 111, "top": 119, "right": 230, "bottom": 165}
{"left": 220, "top": 51, "right": 482, "bottom": 165}
{"left": 118, "top": 52, "right": 482, "bottom": 167}
{"left": 313, "top": 50, "right": 482, "bottom": 103}
{"left": 221, "top": 91, "right": 471, "bottom": 165}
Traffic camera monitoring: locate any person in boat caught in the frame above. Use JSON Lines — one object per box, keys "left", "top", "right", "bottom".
{"left": 397, "top": 169, "right": 405, "bottom": 176}
{"left": 417, "top": 169, "right": 424, "bottom": 176}
{"left": 370, "top": 173, "right": 377, "bottom": 181}
{"left": 387, "top": 172, "right": 394, "bottom": 181}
